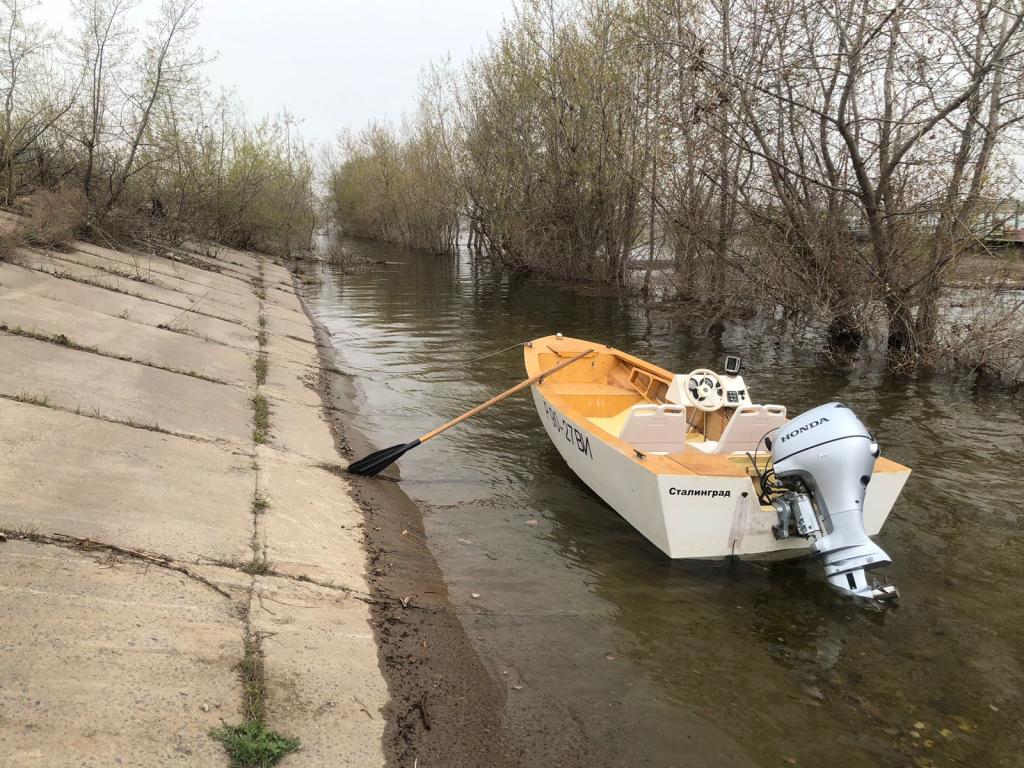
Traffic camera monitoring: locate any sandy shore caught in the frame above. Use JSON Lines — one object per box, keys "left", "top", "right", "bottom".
{"left": 0, "top": 230, "right": 386, "bottom": 766}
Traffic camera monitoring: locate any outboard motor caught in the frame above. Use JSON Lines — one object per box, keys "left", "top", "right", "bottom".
{"left": 770, "top": 403, "right": 898, "bottom": 601}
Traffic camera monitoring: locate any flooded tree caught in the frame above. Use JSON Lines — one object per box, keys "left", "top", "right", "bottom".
{"left": 460, "top": 0, "right": 653, "bottom": 284}
{"left": 328, "top": 99, "right": 460, "bottom": 254}
{"left": 678, "top": 0, "right": 1024, "bottom": 357}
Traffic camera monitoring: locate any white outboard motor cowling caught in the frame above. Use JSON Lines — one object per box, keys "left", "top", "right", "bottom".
{"left": 770, "top": 402, "right": 898, "bottom": 600}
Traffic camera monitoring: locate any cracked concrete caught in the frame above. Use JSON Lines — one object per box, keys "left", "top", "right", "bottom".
{"left": 0, "top": 539, "right": 240, "bottom": 768}
{"left": 0, "top": 237, "right": 386, "bottom": 766}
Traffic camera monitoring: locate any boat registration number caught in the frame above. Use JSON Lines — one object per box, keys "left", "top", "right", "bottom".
{"left": 543, "top": 402, "right": 594, "bottom": 459}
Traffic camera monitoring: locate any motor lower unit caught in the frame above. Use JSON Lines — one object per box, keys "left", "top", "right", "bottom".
{"left": 770, "top": 402, "right": 898, "bottom": 601}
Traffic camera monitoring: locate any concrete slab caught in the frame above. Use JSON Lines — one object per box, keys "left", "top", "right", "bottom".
{"left": 267, "top": 280, "right": 301, "bottom": 305}
{"left": 22, "top": 249, "right": 212, "bottom": 306}
{"left": 262, "top": 358, "right": 322, "bottom": 409}
{"left": 43, "top": 248, "right": 258, "bottom": 316}
{"left": 71, "top": 243, "right": 259, "bottom": 301}
{"left": 262, "top": 261, "right": 293, "bottom": 284}
{"left": 263, "top": 305, "right": 317, "bottom": 343}
{"left": 0, "top": 539, "right": 240, "bottom": 767}
{"left": 251, "top": 577, "right": 386, "bottom": 768}
{"left": 1, "top": 238, "right": 389, "bottom": 767}
{"left": 211, "top": 245, "right": 263, "bottom": 272}
{"left": 263, "top": 395, "right": 339, "bottom": 463}
{"left": 0, "top": 289, "right": 254, "bottom": 386}
{"left": 0, "top": 263, "right": 258, "bottom": 351}
{"left": 263, "top": 329, "right": 322, "bottom": 378}
{"left": 19, "top": 251, "right": 252, "bottom": 327}
{"left": 174, "top": 243, "right": 262, "bottom": 283}
{"left": 0, "top": 334, "right": 251, "bottom": 444}
{"left": 256, "top": 448, "right": 366, "bottom": 586}
{"left": 0, "top": 399, "right": 252, "bottom": 563}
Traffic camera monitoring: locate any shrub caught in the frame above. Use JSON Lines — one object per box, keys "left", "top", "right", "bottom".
{"left": 0, "top": 230, "right": 20, "bottom": 262}
{"left": 939, "top": 295, "right": 1024, "bottom": 384}
{"left": 21, "top": 187, "right": 87, "bottom": 249}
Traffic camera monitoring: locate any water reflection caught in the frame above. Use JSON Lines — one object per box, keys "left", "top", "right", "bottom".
{"left": 301, "top": 238, "right": 1023, "bottom": 768}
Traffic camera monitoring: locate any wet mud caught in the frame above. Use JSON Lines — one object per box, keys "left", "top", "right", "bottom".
{"left": 301, "top": 287, "right": 516, "bottom": 767}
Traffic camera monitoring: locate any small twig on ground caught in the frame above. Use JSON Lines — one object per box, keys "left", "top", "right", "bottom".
{"left": 353, "top": 696, "right": 373, "bottom": 719}
{"left": 2, "top": 529, "right": 232, "bottom": 598}
{"left": 417, "top": 691, "right": 432, "bottom": 731}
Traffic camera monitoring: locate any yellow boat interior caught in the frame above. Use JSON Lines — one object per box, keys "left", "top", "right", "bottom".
{"left": 524, "top": 334, "right": 906, "bottom": 490}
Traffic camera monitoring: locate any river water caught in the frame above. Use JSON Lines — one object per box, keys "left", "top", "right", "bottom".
{"left": 299, "top": 238, "right": 1023, "bottom": 768}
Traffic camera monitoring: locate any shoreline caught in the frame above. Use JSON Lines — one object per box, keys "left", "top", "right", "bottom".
{"left": 294, "top": 270, "right": 516, "bottom": 767}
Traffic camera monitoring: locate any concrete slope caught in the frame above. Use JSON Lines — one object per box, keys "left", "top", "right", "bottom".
{"left": 0, "top": 239, "right": 386, "bottom": 767}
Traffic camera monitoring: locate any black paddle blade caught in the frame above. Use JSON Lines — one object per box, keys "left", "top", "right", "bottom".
{"left": 347, "top": 439, "right": 421, "bottom": 476}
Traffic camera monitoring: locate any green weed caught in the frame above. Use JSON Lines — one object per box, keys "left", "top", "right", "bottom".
{"left": 210, "top": 632, "right": 299, "bottom": 767}
{"left": 252, "top": 395, "right": 270, "bottom": 444}
{"left": 210, "top": 721, "right": 298, "bottom": 768}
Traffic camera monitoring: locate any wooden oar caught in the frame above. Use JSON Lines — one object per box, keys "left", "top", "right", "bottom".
{"left": 348, "top": 347, "right": 595, "bottom": 477}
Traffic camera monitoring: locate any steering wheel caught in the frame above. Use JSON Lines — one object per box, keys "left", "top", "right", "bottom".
{"left": 685, "top": 368, "right": 725, "bottom": 412}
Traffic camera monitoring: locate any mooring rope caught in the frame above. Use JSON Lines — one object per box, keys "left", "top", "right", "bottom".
{"left": 460, "top": 340, "right": 529, "bottom": 364}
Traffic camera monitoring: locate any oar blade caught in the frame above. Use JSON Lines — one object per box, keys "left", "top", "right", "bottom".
{"left": 347, "top": 439, "right": 421, "bottom": 476}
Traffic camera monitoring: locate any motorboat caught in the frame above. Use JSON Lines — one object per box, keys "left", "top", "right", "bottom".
{"left": 525, "top": 334, "right": 911, "bottom": 600}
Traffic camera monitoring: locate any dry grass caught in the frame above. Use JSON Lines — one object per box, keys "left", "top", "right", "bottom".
{"left": 0, "top": 229, "right": 21, "bottom": 262}
{"left": 21, "top": 186, "right": 87, "bottom": 249}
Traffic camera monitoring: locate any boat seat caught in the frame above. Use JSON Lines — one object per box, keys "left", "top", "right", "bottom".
{"left": 592, "top": 404, "right": 691, "bottom": 453}
{"left": 543, "top": 383, "right": 635, "bottom": 396}
{"left": 589, "top": 408, "right": 633, "bottom": 438}
{"left": 693, "top": 404, "right": 787, "bottom": 454}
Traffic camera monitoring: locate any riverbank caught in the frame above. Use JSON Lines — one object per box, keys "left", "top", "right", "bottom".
{"left": 297, "top": 307, "right": 516, "bottom": 767}
{"left": 0, "top": 224, "right": 386, "bottom": 766}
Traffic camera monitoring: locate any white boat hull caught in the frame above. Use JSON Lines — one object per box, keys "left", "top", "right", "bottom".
{"left": 531, "top": 387, "right": 909, "bottom": 560}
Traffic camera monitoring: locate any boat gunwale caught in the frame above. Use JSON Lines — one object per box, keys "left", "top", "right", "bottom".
{"left": 525, "top": 334, "right": 910, "bottom": 478}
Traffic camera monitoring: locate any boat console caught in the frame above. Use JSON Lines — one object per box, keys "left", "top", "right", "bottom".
{"left": 719, "top": 356, "right": 752, "bottom": 406}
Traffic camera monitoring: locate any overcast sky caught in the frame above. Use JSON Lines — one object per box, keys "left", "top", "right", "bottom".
{"left": 38, "top": 0, "right": 515, "bottom": 148}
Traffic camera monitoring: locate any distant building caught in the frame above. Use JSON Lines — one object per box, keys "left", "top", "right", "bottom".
{"left": 978, "top": 198, "right": 1023, "bottom": 243}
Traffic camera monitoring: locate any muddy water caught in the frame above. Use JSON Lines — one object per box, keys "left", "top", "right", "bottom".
{"left": 299, "top": 238, "right": 1024, "bottom": 768}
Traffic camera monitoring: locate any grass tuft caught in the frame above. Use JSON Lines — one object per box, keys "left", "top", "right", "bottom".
{"left": 256, "top": 312, "right": 268, "bottom": 348}
{"left": 252, "top": 495, "right": 271, "bottom": 515}
{"left": 254, "top": 353, "right": 267, "bottom": 385}
{"left": 21, "top": 186, "right": 86, "bottom": 249}
{"left": 240, "top": 633, "right": 265, "bottom": 721}
{"left": 15, "top": 391, "right": 51, "bottom": 407}
{"left": 210, "top": 721, "right": 299, "bottom": 768}
{"left": 0, "top": 230, "right": 23, "bottom": 263}
{"left": 240, "top": 556, "right": 274, "bottom": 576}
{"left": 252, "top": 394, "right": 270, "bottom": 444}
{"left": 210, "top": 630, "right": 299, "bottom": 767}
